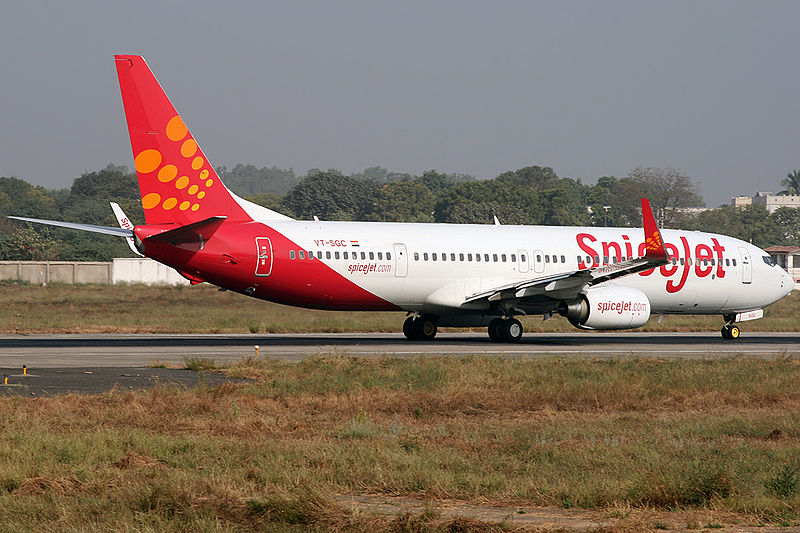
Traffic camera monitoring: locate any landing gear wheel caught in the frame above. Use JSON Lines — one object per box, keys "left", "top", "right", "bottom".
{"left": 403, "top": 316, "right": 418, "bottom": 340}
{"left": 721, "top": 324, "right": 741, "bottom": 340}
{"left": 488, "top": 318, "right": 504, "bottom": 342}
{"left": 408, "top": 315, "right": 437, "bottom": 341}
{"left": 500, "top": 318, "right": 523, "bottom": 343}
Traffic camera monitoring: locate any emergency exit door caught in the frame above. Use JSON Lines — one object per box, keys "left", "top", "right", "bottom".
{"left": 255, "top": 237, "right": 273, "bottom": 277}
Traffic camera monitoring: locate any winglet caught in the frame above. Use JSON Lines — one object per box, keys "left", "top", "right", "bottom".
{"left": 110, "top": 202, "right": 143, "bottom": 256}
{"left": 641, "top": 198, "right": 668, "bottom": 260}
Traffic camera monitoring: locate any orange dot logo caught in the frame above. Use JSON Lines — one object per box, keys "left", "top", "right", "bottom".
{"left": 166, "top": 116, "right": 188, "bottom": 141}
{"left": 191, "top": 157, "right": 204, "bottom": 170}
{"left": 175, "top": 176, "right": 189, "bottom": 190}
{"left": 142, "top": 192, "right": 161, "bottom": 209}
{"left": 181, "top": 139, "right": 198, "bottom": 158}
{"left": 205, "top": 179, "right": 214, "bottom": 187}
{"left": 197, "top": 191, "right": 206, "bottom": 199}
{"left": 188, "top": 185, "right": 199, "bottom": 195}
{"left": 162, "top": 197, "right": 178, "bottom": 210}
{"left": 134, "top": 150, "right": 162, "bottom": 174}
{"left": 158, "top": 165, "right": 178, "bottom": 183}
{"left": 179, "top": 201, "right": 190, "bottom": 211}
{"left": 191, "top": 204, "right": 200, "bottom": 212}
{"left": 199, "top": 170, "right": 209, "bottom": 180}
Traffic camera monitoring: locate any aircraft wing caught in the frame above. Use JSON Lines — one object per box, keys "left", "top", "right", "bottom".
{"left": 464, "top": 198, "right": 670, "bottom": 304}
{"left": 8, "top": 216, "right": 134, "bottom": 238}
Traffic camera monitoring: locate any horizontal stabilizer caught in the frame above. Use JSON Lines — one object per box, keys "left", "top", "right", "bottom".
{"left": 8, "top": 216, "right": 133, "bottom": 237}
{"left": 144, "top": 216, "right": 227, "bottom": 244}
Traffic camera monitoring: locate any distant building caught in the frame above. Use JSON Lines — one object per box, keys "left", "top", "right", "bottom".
{"left": 733, "top": 192, "right": 800, "bottom": 213}
{"left": 731, "top": 196, "right": 752, "bottom": 208}
{"left": 765, "top": 246, "right": 800, "bottom": 282}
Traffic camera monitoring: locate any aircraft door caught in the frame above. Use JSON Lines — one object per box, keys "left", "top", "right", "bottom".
{"left": 518, "top": 249, "right": 529, "bottom": 273}
{"left": 393, "top": 243, "right": 408, "bottom": 277}
{"left": 533, "top": 250, "right": 544, "bottom": 273}
{"left": 738, "top": 247, "right": 752, "bottom": 284}
{"left": 255, "top": 237, "right": 273, "bottom": 277}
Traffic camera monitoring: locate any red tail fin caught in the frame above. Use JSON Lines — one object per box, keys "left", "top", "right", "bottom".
{"left": 640, "top": 198, "right": 668, "bottom": 260}
{"left": 115, "top": 55, "right": 250, "bottom": 225}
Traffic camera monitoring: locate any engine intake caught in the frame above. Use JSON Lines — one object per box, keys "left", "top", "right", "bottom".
{"left": 559, "top": 285, "right": 651, "bottom": 330}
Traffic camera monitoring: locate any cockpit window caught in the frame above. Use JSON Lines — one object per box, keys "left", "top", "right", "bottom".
{"left": 763, "top": 255, "right": 777, "bottom": 267}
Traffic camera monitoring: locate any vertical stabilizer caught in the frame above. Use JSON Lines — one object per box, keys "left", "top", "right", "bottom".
{"left": 115, "top": 55, "right": 292, "bottom": 225}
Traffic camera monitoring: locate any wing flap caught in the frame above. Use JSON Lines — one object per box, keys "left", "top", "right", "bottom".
{"left": 8, "top": 216, "right": 134, "bottom": 238}
{"left": 144, "top": 216, "right": 227, "bottom": 244}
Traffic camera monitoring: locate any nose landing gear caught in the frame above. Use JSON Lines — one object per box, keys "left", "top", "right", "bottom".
{"left": 721, "top": 315, "right": 741, "bottom": 340}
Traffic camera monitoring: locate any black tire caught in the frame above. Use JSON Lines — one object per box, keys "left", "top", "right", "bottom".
{"left": 501, "top": 318, "right": 523, "bottom": 343}
{"left": 488, "top": 318, "right": 504, "bottom": 342}
{"left": 403, "top": 316, "right": 418, "bottom": 340}
{"left": 721, "top": 325, "right": 731, "bottom": 340}
{"left": 413, "top": 316, "right": 438, "bottom": 341}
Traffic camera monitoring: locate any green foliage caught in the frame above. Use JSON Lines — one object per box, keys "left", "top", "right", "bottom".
{"left": 0, "top": 227, "right": 61, "bottom": 260}
{"left": 781, "top": 170, "right": 800, "bottom": 195}
{"left": 765, "top": 464, "right": 799, "bottom": 498}
{"left": 217, "top": 163, "right": 298, "bottom": 196}
{"left": 282, "top": 170, "right": 379, "bottom": 220}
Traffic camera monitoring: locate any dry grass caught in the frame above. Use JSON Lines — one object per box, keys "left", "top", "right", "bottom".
{"left": 1, "top": 356, "right": 800, "bottom": 530}
{"left": 0, "top": 281, "right": 797, "bottom": 334}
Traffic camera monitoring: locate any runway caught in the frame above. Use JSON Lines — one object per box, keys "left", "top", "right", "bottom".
{"left": 0, "top": 331, "right": 798, "bottom": 368}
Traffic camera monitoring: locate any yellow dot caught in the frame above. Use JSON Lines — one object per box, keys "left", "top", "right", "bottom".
{"left": 165, "top": 116, "right": 188, "bottom": 141}
{"left": 191, "top": 204, "right": 200, "bottom": 212}
{"left": 179, "top": 201, "right": 190, "bottom": 211}
{"left": 199, "top": 169, "right": 209, "bottom": 180}
{"left": 175, "top": 176, "right": 189, "bottom": 189}
{"left": 158, "top": 164, "right": 178, "bottom": 182}
{"left": 142, "top": 192, "right": 161, "bottom": 209}
{"left": 180, "top": 139, "right": 198, "bottom": 158}
{"left": 191, "top": 156, "right": 204, "bottom": 170}
{"left": 162, "top": 197, "right": 178, "bottom": 210}
{"left": 134, "top": 149, "right": 162, "bottom": 174}
{"left": 205, "top": 179, "right": 214, "bottom": 187}
{"left": 188, "top": 185, "right": 199, "bottom": 195}
{"left": 197, "top": 191, "right": 206, "bottom": 199}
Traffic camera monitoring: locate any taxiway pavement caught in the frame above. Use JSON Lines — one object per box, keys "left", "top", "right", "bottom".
{"left": 0, "top": 331, "right": 798, "bottom": 368}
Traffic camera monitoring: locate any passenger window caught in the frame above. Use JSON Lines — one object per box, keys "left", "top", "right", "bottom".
{"left": 423, "top": 253, "right": 429, "bottom": 261}
{"left": 560, "top": 255, "right": 565, "bottom": 263}
{"left": 475, "top": 253, "right": 480, "bottom": 262}
{"left": 493, "top": 254, "right": 498, "bottom": 262}
{"left": 501, "top": 254, "right": 507, "bottom": 262}
{"left": 432, "top": 253, "right": 437, "bottom": 261}
{"left": 511, "top": 254, "right": 517, "bottom": 262}
{"left": 468, "top": 253, "right": 473, "bottom": 261}
{"left": 451, "top": 253, "right": 456, "bottom": 261}
{"left": 343, "top": 251, "right": 349, "bottom": 259}
{"left": 299, "top": 250, "right": 305, "bottom": 259}
{"left": 672, "top": 258, "right": 677, "bottom": 265}
{"left": 414, "top": 253, "right": 419, "bottom": 261}
{"left": 360, "top": 252, "right": 366, "bottom": 260}
{"left": 594, "top": 255, "right": 599, "bottom": 264}
{"left": 317, "top": 251, "right": 323, "bottom": 259}
{"left": 545, "top": 255, "right": 550, "bottom": 263}
{"left": 326, "top": 251, "right": 331, "bottom": 259}
{"left": 335, "top": 251, "right": 340, "bottom": 259}
{"left": 680, "top": 258, "right": 685, "bottom": 265}
{"left": 369, "top": 252, "right": 375, "bottom": 260}
{"left": 603, "top": 256, "right": 609, "bottom": 264}
{"left": 387, "top": 252, "right": 391, "bottom": 260}
{"left": 536, "top": 254, "right": 542, "bottom": 262}
{"left": 577, "top": 255, "right": 582, "bottom": 264}
{"left": 459, "top": 253, "right": 464, "bottom": 261}
{"left": 484, "top": 254, "right": 489, "bottom": 262}
{"left": 725, "top": 258, "right": 730, "bottom": 266}
{"left": 521, "top": 255, "right": 526, "bottom": 262}
{"left": 290, "top": 250, "right": 296, "bottom": 260}
{"left": 442, "top": 253, "right": 447, "bottom": 262}
{"left": 732, "top": 259, "right": 737, "bottom": 266}
{"left": 377, "top": 252, "right": 382, "bottom": 260}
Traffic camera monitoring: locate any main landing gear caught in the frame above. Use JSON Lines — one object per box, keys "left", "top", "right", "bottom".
{"left": 721, "top": 315, "right": 740, "bottom": 340}
{"left": 403, "top": 315, "right": 438, "bottom": 341}
{"left": 488, "top": 317, "right": 523, "bottom": 343}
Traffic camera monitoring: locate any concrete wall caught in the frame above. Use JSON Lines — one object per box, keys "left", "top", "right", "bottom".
{"left": 0, "top": 259, "right": 188, "bottom": 286}
{"left": 112, "top": 258, "right": 189, "bottom": 285}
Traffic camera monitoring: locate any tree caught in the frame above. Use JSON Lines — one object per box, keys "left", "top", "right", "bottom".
{"left": 375, "top": 181, "right": 435, "bottom": 222}
{"left": 218, "top": 164, "right": 298, "bottom": 196}
{"left": 282, "top": 170, "right": 379, "bottom": 220}
{"left": 0, "top": 227, "right": 61, "bottom": 260}
{"left": 618, "top": 167, "right": 704, "bottom": 227}
{"left": 770, "top": 207, "right": 800, "bottom": 246}
{"left": 495, "top": 166, "right": 559, "bottom": 190}
{"left": 781, "top": 170, "right": 800, "bottom": 195}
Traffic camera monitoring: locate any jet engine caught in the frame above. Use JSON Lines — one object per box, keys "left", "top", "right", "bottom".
{"left": 559, "top": 285, "right": 651, "bottom": 330}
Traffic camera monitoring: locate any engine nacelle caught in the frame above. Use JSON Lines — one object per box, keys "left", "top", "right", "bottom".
{"left": 559, "top": 285, "right": 651, "bottom": 330}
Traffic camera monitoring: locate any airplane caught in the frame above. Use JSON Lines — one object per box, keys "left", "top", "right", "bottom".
{"left": 10, "top": 55, "right": 795, "bottom": 342}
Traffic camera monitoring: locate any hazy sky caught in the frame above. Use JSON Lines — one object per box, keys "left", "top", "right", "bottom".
{"left": 1, "top": 1, "right": 799, "bottom": 206}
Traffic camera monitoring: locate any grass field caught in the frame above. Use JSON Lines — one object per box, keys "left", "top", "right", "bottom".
{"left": 2, "top": 356, "right": 800, "bottom": 531}
{"left": 0, "top": 281, "right": 798, "bottom": 334}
